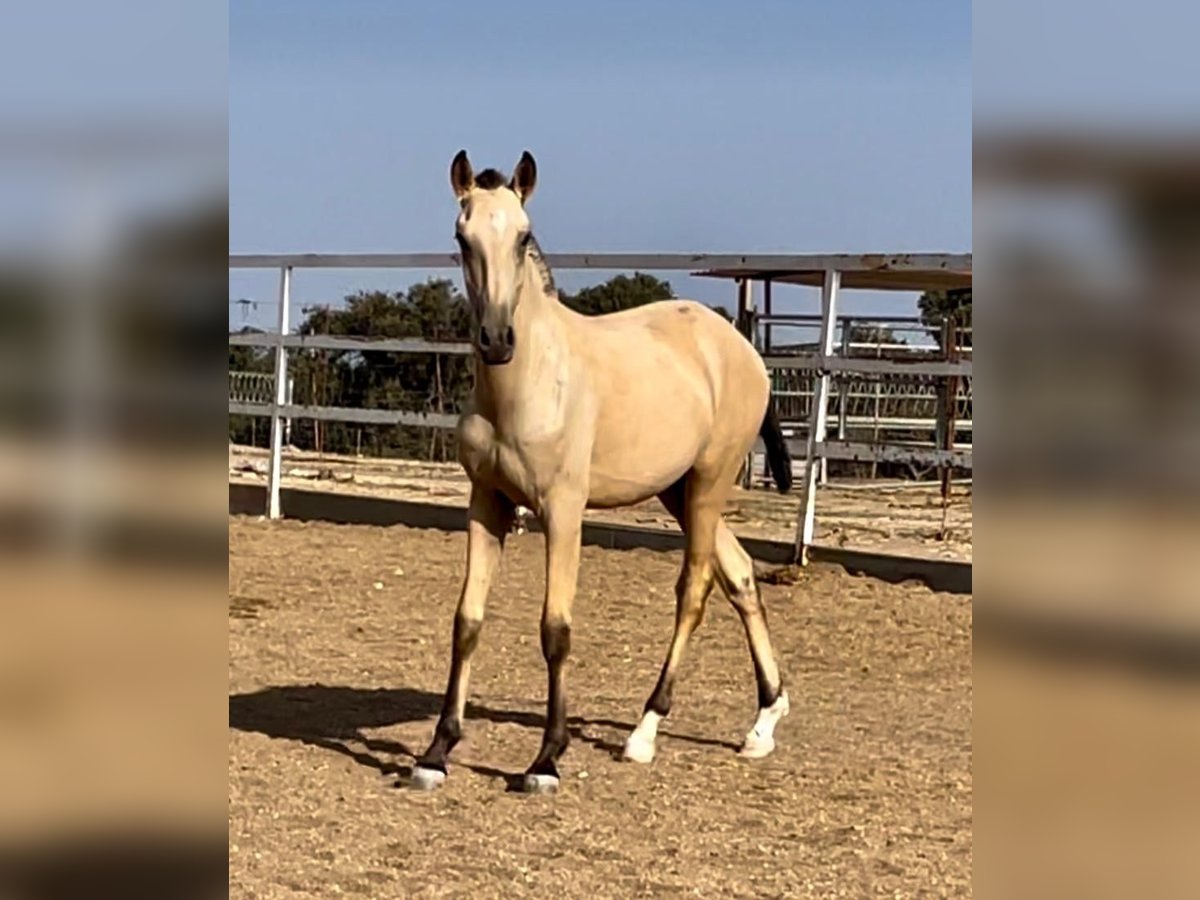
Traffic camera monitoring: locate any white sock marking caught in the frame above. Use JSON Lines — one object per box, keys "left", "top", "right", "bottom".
{"left": 624, "top": 710, "right": 662, "bottom": 763}
{"left": 741, "top": 691, "right": 790, "bottom": 758}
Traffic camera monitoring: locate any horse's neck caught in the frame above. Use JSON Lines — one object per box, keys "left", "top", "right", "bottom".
{"left": 474, "top": 266, "right": 571, "bottom": 426}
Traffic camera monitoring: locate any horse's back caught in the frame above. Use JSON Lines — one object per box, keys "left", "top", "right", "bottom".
{"left": 604, "top": 298, "right": 765, "bottom": 394}
{"left": 575, "top": 298, "right": 770, "bottom": 503}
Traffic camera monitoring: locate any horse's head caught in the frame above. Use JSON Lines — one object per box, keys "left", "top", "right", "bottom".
{"left": 450, "top": 149, "right": 538, "bottom": 366}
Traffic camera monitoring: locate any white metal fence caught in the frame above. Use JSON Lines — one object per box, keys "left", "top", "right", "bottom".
{"left": 228, "top": 252, "right": 972, "bottom": 562}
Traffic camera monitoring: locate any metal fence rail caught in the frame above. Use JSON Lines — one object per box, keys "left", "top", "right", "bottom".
{"left": 228, "top": 251, "right": 971, "bottom": 563}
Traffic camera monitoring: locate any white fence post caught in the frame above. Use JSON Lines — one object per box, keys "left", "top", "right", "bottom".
{"left": 835, "top": 323, "right": 851, "bottom": 444}
{"left": 795, "top": 269, "right": 840, "bottom": 564}
{"left": 267, "top": 266, "right": 291, "bottom": 519}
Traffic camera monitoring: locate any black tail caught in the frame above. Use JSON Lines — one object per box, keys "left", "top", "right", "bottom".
{"left": 759, "top": 399, "right": 793, "bottom": 494}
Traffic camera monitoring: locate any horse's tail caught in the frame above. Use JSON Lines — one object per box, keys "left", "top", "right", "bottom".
{"left": 759, "top": 398, "right": 793, "bottom": 494}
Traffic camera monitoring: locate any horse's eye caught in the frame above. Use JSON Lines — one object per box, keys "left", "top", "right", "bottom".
{"left": 519, "top": 232, "right": 533, "bottom": 248}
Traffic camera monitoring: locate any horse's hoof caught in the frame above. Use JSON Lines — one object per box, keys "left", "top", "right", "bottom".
{"left": 739, "top": 691, "right": 789, "bottom": 759}
{"left": 738, "top": 733, "right": 777, "bottom": 759}
{"left": 622, "top": 734, "right": 656, "bottom": 764}
{"left": 409, "top": 766, "right": 447, "bottom": 791}
{"left": 521, "top": 773, "right": 560, "bottom": 794}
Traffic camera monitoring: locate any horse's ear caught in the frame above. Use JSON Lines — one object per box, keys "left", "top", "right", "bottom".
{"left": 510, "top": 151, "right": 537, "bottom": 204}
{"left": 450, "top": 150, "right": 474, "bottom": 201}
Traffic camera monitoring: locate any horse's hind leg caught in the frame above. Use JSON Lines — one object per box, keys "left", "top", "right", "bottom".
{"left": 635, "top": 483, "right": 789, "bottom": 760}
{"left": 624, "top": 476, "right": 720, "bottom": 764}
{"left": 711, "top": 521, "right": 789, "bottom": 758}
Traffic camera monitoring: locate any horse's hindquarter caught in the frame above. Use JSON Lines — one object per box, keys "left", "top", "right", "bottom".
{"left": 580, "top": 301, "right": 764, "bottom": 507}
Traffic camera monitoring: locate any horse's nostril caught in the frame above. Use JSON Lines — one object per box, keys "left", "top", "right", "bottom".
{"left": 505, "top": 326, "right": 515, "bottom": 346}
{"left": 478, "top": 327, "right": 491, "bottom": 347}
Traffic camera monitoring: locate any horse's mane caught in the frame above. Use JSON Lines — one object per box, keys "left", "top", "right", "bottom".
{"left": 526, "top": 233, "right": 557, "bottom": 295}
{"left": 473, "top": 168, "right": 508, "bottom": 190}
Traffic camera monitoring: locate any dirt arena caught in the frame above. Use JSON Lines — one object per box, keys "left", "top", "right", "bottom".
{"left": 229, "top": 517, "right": 971, "bottom": 898}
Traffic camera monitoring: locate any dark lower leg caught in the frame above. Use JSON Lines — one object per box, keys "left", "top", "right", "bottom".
{"left": 525, "top": 499, "right": 581, "bottom": 782}
{"left": 624, "top": 557, "right": 713, "bottom": 763}
{"left": 714, "top": 522, "right": 784, "bottom": 711}
{"left": 646, "top": 481, "right": 718, "bottom": 717}
{"left": 417, "top": 614, "right": 482, "bottom": 772}
{"left": 742, "top": 584, "right": 784, "bottom": 709}
{"left": 527, "top": 618, "right": 571, "bottom": 777}
{"left": 416, "top": 489, "right": 508, "bottom": 775}
{"left": 643, "top": 561, "right": 713, "bottom": 717}
{"left": 720, "top": 571, "right": 784, "bottom": 709}
{"left": 625, "top": 484, "right": 720, "bottom": 762}
{"left": 738, "top": 582, "right": 790, "bottom": 757}
{"left": 716, "top": 545, "right": 789, "bottom": 756}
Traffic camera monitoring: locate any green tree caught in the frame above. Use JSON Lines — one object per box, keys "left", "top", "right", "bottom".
{"left": 228, "top": 326, "right": 271, "bottom": 373}
{"left": 559, "top": 272, "right": 673, "bottom": 315}
{"left": 229, "top": 273, "right": 729, "bottom": 459}
{"left": 918, "top": 287, "right": 972, "bottom": 349}
{"left": 287, "top": 279, "right": 473, "bottom": 459}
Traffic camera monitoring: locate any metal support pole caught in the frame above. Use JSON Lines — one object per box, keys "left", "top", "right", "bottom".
{"left": 794, "top": 269, "right": 840, "bottom": 564}
{"left": 762, "top": 278, "right": 774, "bottom": 483}
{"left": 938, "top": 317, "right": 960, "bottom": 540}
{"left": 736, "top": 277, "right": 754, "bottom": 340}
{"left": 267, "top": 266, "right": 292, "bottom": 519}
{"left": 283, "top": 376, "right": 294, "bottom": 448}
{"left": 871, "top": 328, "right": 881, "bottom": 480}
{"left": 763, "top": 278, "right": 773, "bottom": 353}
{"left": 828, "top": 321, "right": 853, "bottom": 485}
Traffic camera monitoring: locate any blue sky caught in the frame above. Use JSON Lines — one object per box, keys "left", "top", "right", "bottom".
{"left": 229, "top": 1, "right": 970, "bottom": 334}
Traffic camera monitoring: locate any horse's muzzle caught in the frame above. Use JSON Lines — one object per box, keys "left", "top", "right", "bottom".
{"left": 478, "top": 324, "right": 515, "bottom": 365}
{"left": 479, "top": 345, "right": 514, "bottom": 366}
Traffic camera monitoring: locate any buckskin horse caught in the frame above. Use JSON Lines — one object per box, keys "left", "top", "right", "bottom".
{"left": 412, "top": 151, "right": 794, "bottom": 793}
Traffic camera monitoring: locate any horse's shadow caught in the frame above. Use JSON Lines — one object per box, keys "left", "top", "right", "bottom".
{"left": 228, "top": 684, "right": 737, "bottom": 788}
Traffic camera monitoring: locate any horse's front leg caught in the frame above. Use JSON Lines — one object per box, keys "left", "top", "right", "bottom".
{"left": 411, "top": 486, "right": 513, "bottom": 790}
{"left": 522, "top": 491, "right": 584, "bottom": 794}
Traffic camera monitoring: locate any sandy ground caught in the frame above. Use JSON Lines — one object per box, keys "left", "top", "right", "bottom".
{"left": 229, "top": 445, "right": 972, "bottom": 562}
{"left": 229, "top": 516, "right": 972, "bottom": 898}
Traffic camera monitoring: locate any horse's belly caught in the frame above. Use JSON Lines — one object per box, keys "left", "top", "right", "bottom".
{"left": 586, "top": 433, "right": 699, "bottom": 508}
{"left": 584, "top": 378, "right": 710, "bottom": 506}
{"left": 585, "top": 476, "right": 681, "bottom": 509}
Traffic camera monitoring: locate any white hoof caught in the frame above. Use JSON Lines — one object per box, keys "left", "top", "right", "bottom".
{"left": 622, "top": 733, "right": 657, "bottom": 764}
{"left": 623, "top": 710, "right": 661, "bottom": 764}
{"left": 739, "top": 690, "right": 790, "bottom": 760}
{"left": 409, "top": 766, "right": 447, "bottom": 790}
{"left": 739, "top": 733, "right": 777, "bottom": 759}
{"left": 522, "top": 773, "right": 560, "bottom": 794}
